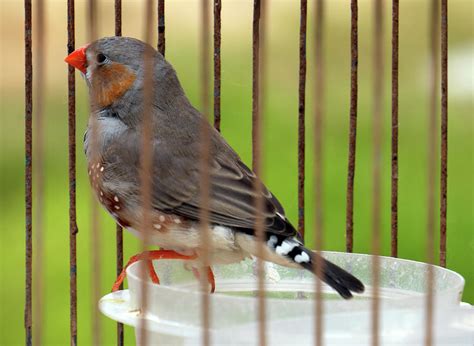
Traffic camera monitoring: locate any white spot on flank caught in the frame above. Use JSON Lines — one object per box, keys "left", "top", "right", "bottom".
{"left": 99, "top": 191, "right": 103, "bottom": 196}
{"left": 159, "top": 215, "right": 165, "bottom": 222}
{"left": 96, "top": 163, "right": 100, "bottom": 168}
{"left": 174, "top": 218, "right": 181, "bottom": 224}
{"left": 114, "top": 205, "right": 120, "bottom": 210}
{"left": 100, "top": 166, "right": 104, "bottom": 172}
{"left": 267, "top": 235, "right": 278, "bottom": 249}
{"left": 294, "top": 252, "right": 310, "bottom": 263}
{"left": 153, "top": 224, "right": 162, "bottom": 230}
{"left": 275, "top": 240, "right": 297, "bottom": 256}
{"left": 114, "top": 196, "right": 119, "bottom": 202}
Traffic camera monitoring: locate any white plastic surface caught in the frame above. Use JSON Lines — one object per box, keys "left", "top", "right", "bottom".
{"left": 99, "top": 252, "right": 474, "bottom": 345}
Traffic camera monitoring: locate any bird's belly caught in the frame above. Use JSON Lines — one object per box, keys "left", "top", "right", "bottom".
{"left": 125, "top": 225, "right": 249, "bottom": 265}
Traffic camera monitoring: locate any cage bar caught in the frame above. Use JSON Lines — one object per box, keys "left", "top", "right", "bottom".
{"left": 24, "top": 0, "right": 33, "bottom": 343}
{"left": 85, "top": 0, "right": 102, "bottom": 344}
{"left": 391, "top": 0, "right": 399, "bottom": 258}
{"left": 345, "top": 0, "right": 358, "bottom": 253}
{"left": 297, "top": 0, "right": 307, "bottom": 241}
{"left": 32, "top": 0, "right": 46, "bottom": 342}
{"left": 158, "top": 0, "right": 165, "bottom": 56}
{"left": 425, "top": 1, "right": 440, "bottom": 344}
{"left": 67, "top": 0, "right": 78, "bottom": 344}
{"left": 136, "top": 0, "right": 156, "bottom": 344}
{"left": 115, "top": 0, "right": 121, "bottom": 36}
{"left": 113, "top": 1, "right": 124, "bottom": 344}
{"left": 439, "top": 0, "right": 448, "bottom": 269}
{"left": 213, "top": 0, "right": 222, "bottom": 131}
{"left": 199, "top": 1, "right": 212, "bottom": 345}
{"left": 252, "top": 1, "right": 268, "bottom": 345}
{"left": 371, "top": 0, "right": 384, "bottom": 344}
{"left": 313, "top": 1, "right": 325, "bottom": 344}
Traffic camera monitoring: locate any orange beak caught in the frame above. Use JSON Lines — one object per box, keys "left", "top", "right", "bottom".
{"left": 64, "top": 44, "right": 89, "bottom": 74}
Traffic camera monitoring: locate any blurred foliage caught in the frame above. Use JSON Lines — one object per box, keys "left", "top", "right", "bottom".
{"left": 1, "top": 0, "right": 472, "bottom": 344}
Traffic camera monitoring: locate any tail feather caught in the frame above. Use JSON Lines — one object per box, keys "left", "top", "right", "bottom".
{"left": 271, "top": 237, "right": 364, "bottom": 299}
{"left": 299, "top": 251, "right": 365, "bottom": 299}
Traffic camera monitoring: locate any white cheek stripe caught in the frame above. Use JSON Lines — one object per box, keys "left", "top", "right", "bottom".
{"left": 294, "top": 252, "right": 310, "bottom": 263}
{"left": 275, "top": 240, "right": 297, "bottom": 256}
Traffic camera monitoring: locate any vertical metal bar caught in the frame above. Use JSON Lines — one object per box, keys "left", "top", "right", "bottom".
{"left": 113, "top": 1, "right": 124, "bottom": 345}
{"left": 252, "top": 1, "right": 267, "bottom": 345}
{"left": 439, "top": 0, "right": 448, "bottom": 269}
{"left": 252, "top": 0, "right": 261, "bottom": 175}
{"left": 426, "top": 1, "right": 440, "bottom": 344}
{"left": 24, "top": 0, "right": 33, "bottom": 343}
{"left": 213, "top": 0, "right": 222, "bottom": 131}
{"left": 33, "top": 0, "right": 46, "bottom": 342}
{"left": 90, "top": 198, "right": 102, "bottom": 346}
{"left": 390, "top": 0, "right": 399, "bottom": 258}
{"left": 115, "top": 0, "right": 122, "bottom": 36}
{"left": 199, "top": 1, "right": 212, "bottom": 345}
{"left": 137, "top": 0, "right": 155, "bottom": 344}
{"left": 345, "top": 0, "right": 358, "bottom": 253}
{"left": 371, "top": 0, "right": 384, "bottom": 345}
{"left": 67, "top": 0, "right": 78, "bottom": 344}
{"left": 298, "top": 0, "right": 307, "bottom": 242}
{"left": 158, "top": 0, "right": 165, "bottom": 56}
{"left": 86, "top": 0, "right": 101, "bottom": 345}
{"left": 313, "top": 1, "right": 325, "bottom": 344}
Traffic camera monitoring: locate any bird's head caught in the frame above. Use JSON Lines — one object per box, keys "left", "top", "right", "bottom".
{"left": 65, "top": 36, "right": 182, "bottom": 115}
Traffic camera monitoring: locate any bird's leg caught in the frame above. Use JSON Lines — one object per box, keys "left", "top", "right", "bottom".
{"left": 111, "top": 249, "right": 197, "bottom": 292}
{"left": 191, "top": 266, "right": 216, "bottom": 293}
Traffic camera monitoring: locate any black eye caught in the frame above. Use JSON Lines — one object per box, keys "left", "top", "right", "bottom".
{"left": 96, "top": 53, "right": 107, "bottom": 64}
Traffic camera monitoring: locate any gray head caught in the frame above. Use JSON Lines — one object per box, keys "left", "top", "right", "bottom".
{"left": 66, "top": 36, "right": 187, "bottom": 125}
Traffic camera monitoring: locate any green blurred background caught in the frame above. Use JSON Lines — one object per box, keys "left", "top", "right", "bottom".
{"left": 1, "top": 0, "right": 472, "bottom": 344}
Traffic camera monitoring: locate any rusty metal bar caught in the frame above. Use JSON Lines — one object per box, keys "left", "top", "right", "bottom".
{"left": 252, "top": 0, "right": 261, "bottom": 175}
{"left": 345, "top": 0, "right": 358, "bottom": 253}
{"left": 199, "top": 1, "right": 212, "bottom": 345}
{"left": 390, "top": 0, "right": 399, "bottom": 258}
{"left": 67, "top": 0, "right": 78, "bottom": 344}
{"left": 115, "top": 0, "right": 121, "bottom": 36}
{"left": 33, "top": 0, "right": 46, "bottom": 342}
{"left": 297, "top": 0, "right": 307, "bottom": 242}
{"left": 425, "top": 1, "right": 440, "bottom": 344}
{"left": 371, "top": 0, "right": 384, "bottom": 345}
{"left": 90, "top": 199, "right": 102, "bottom": 346}
{"left": 24, "top": 0, "right": 33, "bottom": 343}
{"left": 115, "top": 223, "right": 124, "bottom": 346}
{"left": 313, "top": 1, "right": 325, "bottom": 344}
{"left": 252, "top": 0, "right": 267, "bottom": 345}
{"left": 158, "top": 0, "right": 165, "bottom": 56}
{"left": 113, "top": 1, "right": 124, "bottom": 345}
{"left": 213, "top": 0, "right": 222, "bottom": 131}
{"left": 439, "top": 0, "right": 448, "bottom": 269}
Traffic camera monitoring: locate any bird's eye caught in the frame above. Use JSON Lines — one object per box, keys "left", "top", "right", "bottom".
{"left": 96, "top": 53, "right": 107, "bottom": 64}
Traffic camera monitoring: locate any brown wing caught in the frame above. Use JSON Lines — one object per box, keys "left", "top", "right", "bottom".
{"left": 149, "top": 117, "right": 298, "bottom": 239}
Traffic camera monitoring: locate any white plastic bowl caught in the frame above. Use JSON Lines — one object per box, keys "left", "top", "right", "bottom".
{"left": 99, "top": 251, "right": 474, "bottom": 345}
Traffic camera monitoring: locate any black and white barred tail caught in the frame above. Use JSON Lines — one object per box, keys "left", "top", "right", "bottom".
{"left": 267, "top": 235, "right": 365, "bottom": 299}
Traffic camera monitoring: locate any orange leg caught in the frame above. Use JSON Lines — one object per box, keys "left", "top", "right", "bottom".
{"left": 111, "top": 249, "right": 197, "bottom": 292}
{"left": 191, "top": 266, "right": 216, "bottom": 293}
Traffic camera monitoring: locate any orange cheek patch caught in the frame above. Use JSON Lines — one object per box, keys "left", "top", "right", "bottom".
{"left": 93, "top": 63, "right": 136, "bottom": 107}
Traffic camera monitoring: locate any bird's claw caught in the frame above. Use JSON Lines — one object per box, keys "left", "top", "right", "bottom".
{"left": 111, "top": 249, "right": 215, "bottom": 293}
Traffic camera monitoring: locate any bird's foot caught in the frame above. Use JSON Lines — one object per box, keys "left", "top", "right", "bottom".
{"left": 191, "top": 266, "right": 216, "bottom": 293}
{"left": 111, "top": 249, "right": 197, "bottom": 292}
